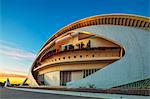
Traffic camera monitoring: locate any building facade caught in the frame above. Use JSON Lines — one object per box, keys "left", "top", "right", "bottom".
{"left": 29, "top": 14, "right": 150, "bottom": 89}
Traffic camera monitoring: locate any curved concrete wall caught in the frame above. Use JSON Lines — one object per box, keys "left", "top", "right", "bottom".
{"left": 28, "top": 71, "right": 39, "bottom": 86}
{"left": 67, "top": 25, "right": 150, "bottom": 89}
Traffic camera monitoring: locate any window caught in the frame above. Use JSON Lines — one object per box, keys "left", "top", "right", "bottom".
{"left": 118, "top": 18, "right": 121, "bottom": 25}
{"left": 63, "top": 57, "right": 65, "bottom": 59}
{"left": 59, "top": 58, "right": 60, "bottom": 60}
{"left": 68, "top": 44, "right": 74, "bottom": 50}
{"left": 78, "top": 23, "right": 81, "bottom": 28}
{"left": 68, "top": 56, "right": 70, "bottom": 59}
{"left": 122, "top": 18, "right": 125, "bottom": 25}
{"left": 74, "top": 56, "right": 76, "bottom": 58}
{"left": 64, "top": 46, "right": 68, "bottom": 51}
{"left": 83, "top": 69, "right": 100, "bottom": 78}
{"left": 139, "top": 21, "right": 143, "bottom": 27}
{"left": 83, "top": 70, "right": 85, "bottom": 78}
{"left": 131, "top": 19, "right": 135, "bottom": 26}
{"left": 92, "top": 54, "right": 95, "bottom": 57}
{"left": 80, "top": 55, "right": 82, "bottom": 58}
{"left": 86, "top": 70, "right": 89, "bottom": 77}
{"left": 105, "top": 18, "right": 107, "bottom": 24}
{"left": 111, "top": 18, "right": 114, "bottom": 24}
{"left": 128, "top": 19, "right": 131, "bottom": 26}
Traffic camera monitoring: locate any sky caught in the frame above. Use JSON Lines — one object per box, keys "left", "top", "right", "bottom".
{"left": 0, "top": 0, "right": 149, "bottom": 77}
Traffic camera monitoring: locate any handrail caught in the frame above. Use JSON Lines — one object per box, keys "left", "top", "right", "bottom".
{"left": 40, "top": 47, "right": 121, "bottom": 62}
{"left": 34, "top": 57, "right": 121, "bottom": 72}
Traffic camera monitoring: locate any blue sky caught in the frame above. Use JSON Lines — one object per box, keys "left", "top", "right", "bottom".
{"left": 0, "top": 0, "right": 149, "bottom": 75}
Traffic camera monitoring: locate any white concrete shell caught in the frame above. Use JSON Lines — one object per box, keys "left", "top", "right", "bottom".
{"left": 67, "top": 25, "right": 150, "bottom": 89}
{"left": 28, "top": 14, "right": 150, "bottom": 88}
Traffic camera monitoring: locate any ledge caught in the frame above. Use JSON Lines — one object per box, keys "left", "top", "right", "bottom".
{"left": 33, "top": 57, "right": 120, "bottom": 71}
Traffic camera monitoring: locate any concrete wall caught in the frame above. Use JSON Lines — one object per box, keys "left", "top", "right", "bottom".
{"left": 38, "top": 62, "right": 110, "bottom": 75}
{"left": 67, "top": 25, "right": 150, "bottom": 89}
{"left": 44, "top": 71, "right": 60, "bottom": 86}
{"left": 28, "top": 72, "right": 39, "bottom": 87}
{"left": 38, "top": 75, "right": 44, "bottom": 82}
{"left": 71, "top": 71, "right": 83, "bottom": 81}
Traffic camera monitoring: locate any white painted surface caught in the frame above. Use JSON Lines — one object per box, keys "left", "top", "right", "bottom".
{"left": 67, "top": 25, "right": 150, "bottom": 89}
{"left": 71, "top": 71, "right": 83, "bottom": 81}
{"left": 44, "top": 71, "right": 60, "bottom": 86}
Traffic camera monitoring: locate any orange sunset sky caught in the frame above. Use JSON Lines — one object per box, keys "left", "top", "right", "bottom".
{"left": 0, "top": 69, "right": 29, "bottom": 84}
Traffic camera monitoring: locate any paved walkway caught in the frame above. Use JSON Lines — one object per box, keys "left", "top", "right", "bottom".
{"left": 0, "top": 88, "right": 99, "bottom": 99}
{"left": 1, "top": 87, "right": 149, "bottom": 99}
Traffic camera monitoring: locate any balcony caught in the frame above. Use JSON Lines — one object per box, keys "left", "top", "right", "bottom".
{"left": 33, "top": 47, "right": 123, "bottom": 72}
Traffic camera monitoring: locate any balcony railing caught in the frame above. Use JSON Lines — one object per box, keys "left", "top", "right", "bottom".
{"left": 40, "top": 47, "right": 121, "bottom": 62}
{"left": 30, "top": 47, "right": 123, "bottom": 70}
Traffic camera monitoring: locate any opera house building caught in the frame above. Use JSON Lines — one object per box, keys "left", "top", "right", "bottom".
{"left": 29, "top": 14, "right": 150, "bottom": 89}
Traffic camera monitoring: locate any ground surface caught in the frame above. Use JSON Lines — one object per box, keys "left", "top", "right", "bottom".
{"left": 0, "top": 88, "right": 99, "bottom": 99}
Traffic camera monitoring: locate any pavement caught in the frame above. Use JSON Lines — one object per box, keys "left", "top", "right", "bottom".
{"left": 0, "top": 88, "right": 99, "bottom": 99}
{"left": 1, "top": 87, "right": 150, "bottom": 99}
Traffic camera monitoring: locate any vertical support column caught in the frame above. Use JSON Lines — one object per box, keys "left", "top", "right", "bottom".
{"left": 126, "top": 18, "right": 130, "bottom": 26}
{"left": 120, "top": 48, "right": 123, "bottom": 57}
{"left": 116, "top": 18, "right": 119, "bottom": 25}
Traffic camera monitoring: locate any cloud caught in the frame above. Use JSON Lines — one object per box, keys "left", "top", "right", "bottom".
{"left": 0, "top": 41, "right": 36, "bottom": 61}
{"left": 0, "top": 73, "right": 28, "bottom": 78}
{"left": 0, "top": 68, "right": 29, "bottom": 75}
